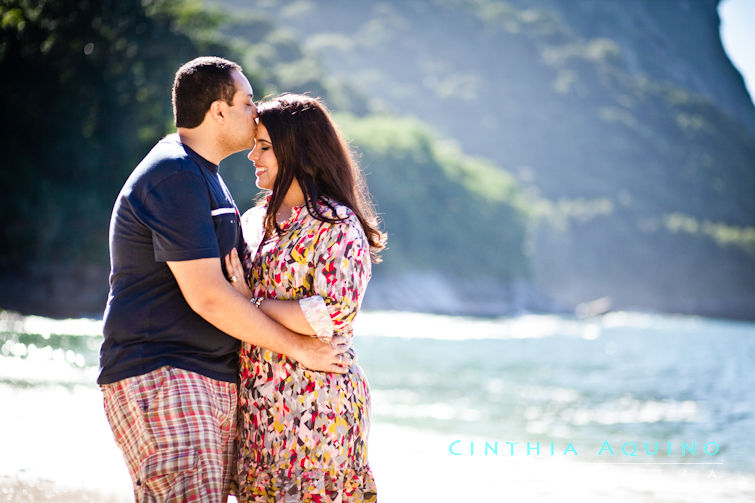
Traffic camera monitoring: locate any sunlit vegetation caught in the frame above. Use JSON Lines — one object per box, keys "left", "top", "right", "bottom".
{"left": 665, "top": 213, "right": 755, "bottom": 256}
{"left": 337, "top": 114, "right": 530, "bottom": 278}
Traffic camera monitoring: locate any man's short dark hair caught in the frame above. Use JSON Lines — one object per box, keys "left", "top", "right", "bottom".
{"left": 172, "top": 56, "right": 243, "bottom": 128}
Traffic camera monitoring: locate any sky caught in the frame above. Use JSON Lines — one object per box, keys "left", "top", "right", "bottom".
{"left": 719, "top": 0, "right": 755, "bottom": 106}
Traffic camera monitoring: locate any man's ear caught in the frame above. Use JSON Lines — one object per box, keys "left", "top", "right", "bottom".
{"left": 208, "top": 100, "right": 225, "bottom": 124}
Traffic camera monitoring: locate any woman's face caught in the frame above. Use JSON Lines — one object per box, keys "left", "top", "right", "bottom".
{"left": 248, "top": 122, "right": 278, "bottom": 190}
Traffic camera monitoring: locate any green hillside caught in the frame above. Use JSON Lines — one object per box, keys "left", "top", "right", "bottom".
{"left": 2, "top": 0, "right": 754, "bottom": 318}
{"left": 337, "top": 114, "right": 529, "bottom": 279}
{"left": 0, "top": 0, "right": 530, "bottom": 316}
{"left": 209, "top": 0, "right": 755, "bottom": 318}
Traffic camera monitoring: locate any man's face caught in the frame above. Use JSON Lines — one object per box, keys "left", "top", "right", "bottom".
{"left": 222, "top": 70, "right": 258, "bottom": 152}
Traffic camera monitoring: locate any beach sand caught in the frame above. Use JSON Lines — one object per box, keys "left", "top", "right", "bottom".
{"left": 0, "top": 475, "right": 130, "bottom": 503}
{"left": 2, "top": 379, "right": 754, "bottom": 502}
{"left": 368, "top": 424, "right": 755, "bottom": 503}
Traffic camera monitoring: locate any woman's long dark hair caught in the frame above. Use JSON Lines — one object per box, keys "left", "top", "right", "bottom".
{"left": 257, "top": 94, "right": 386, "bottom": 261}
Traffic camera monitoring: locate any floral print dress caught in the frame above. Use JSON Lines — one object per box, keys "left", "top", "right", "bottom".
{"left": 234, "top": 198, "right": 377, "bottom": 502}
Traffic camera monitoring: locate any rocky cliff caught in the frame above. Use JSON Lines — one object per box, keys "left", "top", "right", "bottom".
{"left": 535, "top": 0, "right": 755, "bottom": 133}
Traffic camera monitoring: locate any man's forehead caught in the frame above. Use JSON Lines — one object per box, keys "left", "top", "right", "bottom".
{"left": 232, "top": 70, "right": 253, "bottom": 95}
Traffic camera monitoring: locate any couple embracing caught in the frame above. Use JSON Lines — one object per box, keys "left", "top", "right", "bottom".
{"left": 98, "top": 56, "right": 385, "bottom": 502}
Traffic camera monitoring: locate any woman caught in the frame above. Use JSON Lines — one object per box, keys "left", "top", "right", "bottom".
{"left": 225, "top": 94, "right": 385, "bottom": 502}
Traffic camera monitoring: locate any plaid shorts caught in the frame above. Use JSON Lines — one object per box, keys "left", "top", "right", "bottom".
{"left": 101, "top": 366, "right": 237, "bottom": 502}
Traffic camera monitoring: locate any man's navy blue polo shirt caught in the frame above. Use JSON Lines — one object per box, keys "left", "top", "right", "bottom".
{"left": 98, "top": 135, "right": 243, "bottom": 385}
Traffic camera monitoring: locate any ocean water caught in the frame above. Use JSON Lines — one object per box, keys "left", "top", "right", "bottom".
{"left": 354, "top": 311, "right": 755, "bottom": 470}
{"left": 1, "top": 309, "right": 754, "bottom": 501}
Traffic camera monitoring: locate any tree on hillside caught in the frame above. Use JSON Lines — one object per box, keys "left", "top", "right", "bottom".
{"left": 0, "top": 0, "right": 230, "bottom": 272}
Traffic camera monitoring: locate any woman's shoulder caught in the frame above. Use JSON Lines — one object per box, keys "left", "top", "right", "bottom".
{"left": 312, "top": 197, "right": 352, "bottom": 219}
{"left": 241, "top": 205, "right": 266, "bottom": 228}
{"left": 241, "top": 204, "right": 266, "bottom": 220}
{"left": 312, "top": 198, "right": 362, "bottom": 231}
{"left": 240, "top": 205, "right": 267, "bottom": 250}
{"left": 308, "top": 199, "right": 370, "bottom": 252}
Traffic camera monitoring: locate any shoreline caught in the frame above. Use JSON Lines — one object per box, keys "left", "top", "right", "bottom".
{"left": 3, "top": 267, "right": 755, "bottom": 322}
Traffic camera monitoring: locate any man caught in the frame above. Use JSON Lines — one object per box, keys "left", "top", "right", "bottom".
{"left": 98, "top": 57, "right": 350, "bottom": 502}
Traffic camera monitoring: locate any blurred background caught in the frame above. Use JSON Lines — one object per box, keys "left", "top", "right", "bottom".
{"left": 1, "top": 0, "right": 754, "bottom": 501}
{"left": 2, "top": 0, "right": 755, "bottom": 320}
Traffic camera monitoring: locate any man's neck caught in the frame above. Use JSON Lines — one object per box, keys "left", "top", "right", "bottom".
{"left": 176, "top": 127, "right": 225, "bottom": 165}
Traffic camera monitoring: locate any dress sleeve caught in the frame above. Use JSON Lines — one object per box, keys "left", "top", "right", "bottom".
{"left": 240, "top": 206, "right": 266, "bottom": 272}
{"left": 298, "top": 216, "right": 372, "bottom": 340}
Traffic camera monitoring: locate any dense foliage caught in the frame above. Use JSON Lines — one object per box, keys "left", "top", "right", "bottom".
{"left": 0, "top": 0, "right": 236, "bottom": 269}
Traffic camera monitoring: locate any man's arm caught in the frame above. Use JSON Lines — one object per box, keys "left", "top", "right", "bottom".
{"left": 224, "top": 248, "right": 317, "bottom": 336}
{"left": 167, "top": 257, "right": 351, "bottom": 373}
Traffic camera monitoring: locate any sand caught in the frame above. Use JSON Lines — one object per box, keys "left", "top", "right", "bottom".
{"left": 1, "top": 376, "right": 754, "bottom": 502}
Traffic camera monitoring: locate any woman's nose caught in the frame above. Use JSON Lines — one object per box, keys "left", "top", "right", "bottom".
{"left": 247, "top": 148, "right": 256, "bottom": 161}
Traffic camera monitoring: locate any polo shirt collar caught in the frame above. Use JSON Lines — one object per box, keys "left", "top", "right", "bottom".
{"left": 182, "top": 142, "right": 218, "bottom": 174}
{"left": 164, "top": 134, "right": 219, "bottom": 174}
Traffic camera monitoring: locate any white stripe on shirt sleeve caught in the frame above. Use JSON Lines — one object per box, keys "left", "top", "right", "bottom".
{"left": 211, "top": 207, "right": 236, "bottom": 216}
